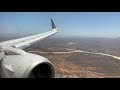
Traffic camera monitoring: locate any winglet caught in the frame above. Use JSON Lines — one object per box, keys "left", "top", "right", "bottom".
{"left": 51, "top": 18, "right": 57, "bottom": 31}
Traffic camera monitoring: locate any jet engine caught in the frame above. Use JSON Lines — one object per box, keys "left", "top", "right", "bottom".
{"left": 0, "top": 50, "right": 55, "bottom": 78}
{"left": 0, "top": 18, "right": 58, "bottom": 78}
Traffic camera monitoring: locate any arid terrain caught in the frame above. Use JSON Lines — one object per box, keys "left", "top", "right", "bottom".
{"left": 30, "top": 51, "right": 120, "bottom": 78}
{"left": 24, "top": 36, "right": 120, "bottom": 78}
{"left": 1, "top": 35, "right": 120, "bottom": 78}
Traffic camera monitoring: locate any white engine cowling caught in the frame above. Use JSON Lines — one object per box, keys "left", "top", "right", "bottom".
{"left": 0, "top": 53, "right": 55, "bottom": 78}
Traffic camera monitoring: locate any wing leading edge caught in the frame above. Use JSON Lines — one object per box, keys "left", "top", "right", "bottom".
{"left": 0, "top": 19, "right": 58, "bottom": 49}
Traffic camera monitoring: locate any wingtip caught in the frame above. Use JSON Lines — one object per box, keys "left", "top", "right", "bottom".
{"left": 51, "top": 18, "right": 57, "bottom": 29}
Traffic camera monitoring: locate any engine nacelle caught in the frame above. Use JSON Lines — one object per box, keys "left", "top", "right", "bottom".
{"left": 0, "top": 53, "right": 55, "bottom": 78}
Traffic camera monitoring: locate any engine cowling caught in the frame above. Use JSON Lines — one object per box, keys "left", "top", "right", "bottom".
{"left": 0, "top": 53, "right": 55, "bottom": 78}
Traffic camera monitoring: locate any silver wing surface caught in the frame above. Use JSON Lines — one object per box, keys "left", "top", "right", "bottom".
{"left": 0, "top": 19, "right": 58, "bottom": 49}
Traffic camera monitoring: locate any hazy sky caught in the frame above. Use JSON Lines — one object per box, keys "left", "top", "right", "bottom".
{"left": 0, "top": 12, "right": 120, "bottom": 38}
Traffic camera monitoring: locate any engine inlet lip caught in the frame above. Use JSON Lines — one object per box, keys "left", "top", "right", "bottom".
{"left": 22, "top": 61, "right": 55, "bottom": 78}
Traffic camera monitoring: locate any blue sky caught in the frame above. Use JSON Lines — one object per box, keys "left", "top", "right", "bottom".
{"left": 0, "top": 12, "right": 120, "bottom": 38}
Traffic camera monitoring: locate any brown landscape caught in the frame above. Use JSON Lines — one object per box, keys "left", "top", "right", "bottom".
{"left": 24, "top": 36, "right": 120, "bottom": 78}
{"left": 1, "top": 35, "right": 120, "bottom": 78}
{"left": 31, "top": 52, "right": 120, "bottom": 78}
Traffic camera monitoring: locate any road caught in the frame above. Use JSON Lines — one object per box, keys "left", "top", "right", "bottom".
{"left": 28, "top": 49, "right": 120, "bottom": 60}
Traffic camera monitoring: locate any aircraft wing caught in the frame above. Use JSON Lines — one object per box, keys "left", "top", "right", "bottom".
{"left": 0, "top": 19, "right": 58, "bottom": 49}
